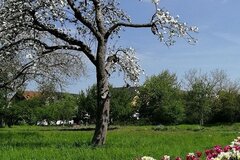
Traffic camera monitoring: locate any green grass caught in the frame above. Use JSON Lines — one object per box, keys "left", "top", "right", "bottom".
{"left": 0, "top": 124, "right": 239, "bottom": 160}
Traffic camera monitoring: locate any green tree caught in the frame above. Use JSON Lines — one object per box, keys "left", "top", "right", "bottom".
{"left": 183, "top": 69, "right": 236, "bottom": 125}
{"left": 110, "top": 87, "right": 135, "bottom": 123}
{"left": 11, "top": 97, "right": 43, "bottom": 125}
{"left": 138, "top": 70, "right": 185, "bottom": 124}
{"left": 38, "top": 81, "right": 59, "bottom": 105}
{"left": 76, "top": 91, "right": 88, "bottom": 123}
{"left": 185, "top": 80, "right": 212, "bottom": 125}
{"left": 77, "top": 85, "right": 136, "bottom": 124}
{"left": 9, "top": 92, "right": 77, "bottom": 125}
{"left": 77, "top": 85, "right": 97, "bottom": 123}
{"left": 211, "top": 90, "right": 239, "bottom": 123}
{"left": 47, "top": 94, "right": 77, "bottom": 123}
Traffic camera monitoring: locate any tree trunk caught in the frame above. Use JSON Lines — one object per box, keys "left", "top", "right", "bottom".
{"left": 0, "top": 117, "right": 4, "bottom": 128}
{"left": 91, "top": 43, "right": 110, "bottom": 146}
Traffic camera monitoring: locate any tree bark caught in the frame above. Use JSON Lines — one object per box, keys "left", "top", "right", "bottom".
{"left": 91, "top": 42, "right": 110, "bottom": 146}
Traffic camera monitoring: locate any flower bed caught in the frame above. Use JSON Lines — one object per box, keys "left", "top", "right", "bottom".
{"left": 137, "top": 137, "right": 240, "bottom": 160}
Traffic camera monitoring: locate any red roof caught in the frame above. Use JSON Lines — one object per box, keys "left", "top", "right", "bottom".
{"left": 22, "top": 91, "right": 41, "bottom": 100}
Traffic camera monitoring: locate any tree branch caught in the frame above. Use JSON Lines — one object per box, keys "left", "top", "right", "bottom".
{"left": 92, "top": 0, "right": 105, "bottom": 36}
{"left": 0, "top": 61, "right": 34, "bottom": 89}
{"left": 0, "top": 38, "right": 87, "bottom": 56}
{"left": 105, "top": 22, "right": 153, "bottom": 39}
{"left": 66, "top": 0, "right": 102, "bottom": 40}
{"left": 0, "top": 40, "right": 84, "bottom": 90}
{"left": 28, "top": 10, "right": 97, "bottom": 66}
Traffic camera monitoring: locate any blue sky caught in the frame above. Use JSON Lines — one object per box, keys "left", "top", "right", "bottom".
{"left": 63, "top": 0, "right": 240, "bottom": 93}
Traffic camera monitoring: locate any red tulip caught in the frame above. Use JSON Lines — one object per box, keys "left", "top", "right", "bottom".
{"left": 223, "top": 145, "right": 232, "bottom": 152}
{"left": 205, "top": 149, "right": 213, "bottom": 156}
{"left": 175, "top": 157, "right": 182, "bottom": 160}
{"left": 212, "top": 152, "right": 218, "bottom": 158}
{"left": 195, "top": 151, "right": 202, "bottom": 157}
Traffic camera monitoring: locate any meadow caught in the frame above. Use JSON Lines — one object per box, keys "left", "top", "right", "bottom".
{"left": 0, "top": 124, "right": 239, "bottom": 160}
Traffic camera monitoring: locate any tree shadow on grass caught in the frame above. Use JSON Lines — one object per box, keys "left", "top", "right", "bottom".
{"left": 0, "top": 126, "right": 119, "bottom": 149}
{"left": 0, "top": 131, "right": 41, "bottom": 139}
{"left": 0, "top": 132, "right": 50, "bottom": 148}
{"left": 58, "top": 126, "right": 119, "bottom": 131}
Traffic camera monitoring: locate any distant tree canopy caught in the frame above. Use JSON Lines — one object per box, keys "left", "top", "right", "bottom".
{"left": 137, "top": 70, "right": 185, "bottom": 124}
{"left": 76, "top": 85, "right": 97, "bottom": 123}
{"left": 184, "top": 80, "right": 213, "bottom": 125}
{"left": 210, "top": 90, "right": 240, "bottom": 123}
{"left": 132, "top": 69, "right": 240, "bottom": 125}
{"left": 76, "top": 85, "right": 136, "bottom": 124}
{"left": 0, "top": 88, "right": 78, "bottom": 127}
{"left": 183, "top": 69, "right": 240, "bottom": 125}
{"left": 110, "top": 87, "right": 136, "bottom": 123}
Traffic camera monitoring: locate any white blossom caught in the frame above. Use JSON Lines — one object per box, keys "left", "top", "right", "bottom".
{"left": 108, "top": 47, "right": 143, "bottom": 86}
{"left": 151, "top": 8, "right": 198, "bottom": 46}
{"left": 141, "top": 156, "right": 156, "bottom": 160}
{"left": 152, "top": 0, "right": 160, "bottom": 4}
{"left": 163, "top": 155, "right": 170, "bottom": 160}
{"left": 26, "top": 53, "right": 33, "bottom": 59}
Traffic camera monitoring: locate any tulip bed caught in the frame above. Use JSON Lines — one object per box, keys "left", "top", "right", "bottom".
{"left": 139, "top": 137, "right": 240, "bottom": 160}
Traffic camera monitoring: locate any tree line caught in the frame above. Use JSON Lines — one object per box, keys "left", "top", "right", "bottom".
{"left": 138, "top": 69, "right": 240, "bottom": 125}
{"left": 0, "top": 83, "right": 77, "bottom": 127}
{"left": 0, "top": 82, "right": 137, "bottom": 127}
{"left": 1, "top": 69, "right": 240, "bottom": 127}
{"left": 78, "top": 69, "right": 240, "bottom": 125}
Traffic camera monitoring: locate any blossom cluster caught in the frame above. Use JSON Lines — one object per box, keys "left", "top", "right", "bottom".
{"left": 109, "top": 47, "right": 143, "bottom": 86}
{"left": 151, "top": 8, "right": 198, "bottom": 46}
{"left": 138, "top": 137, "right": 240, "bottom": 160}
{"left": 147, "top": 0, "right": 198, "bottom": 46}
{"left": 205, "top": 137, "right": 240, "bottom": 160}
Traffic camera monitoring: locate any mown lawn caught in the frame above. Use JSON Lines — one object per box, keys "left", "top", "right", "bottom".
{"left": 0, "top": 124, "right": 239, "bottom": 160}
